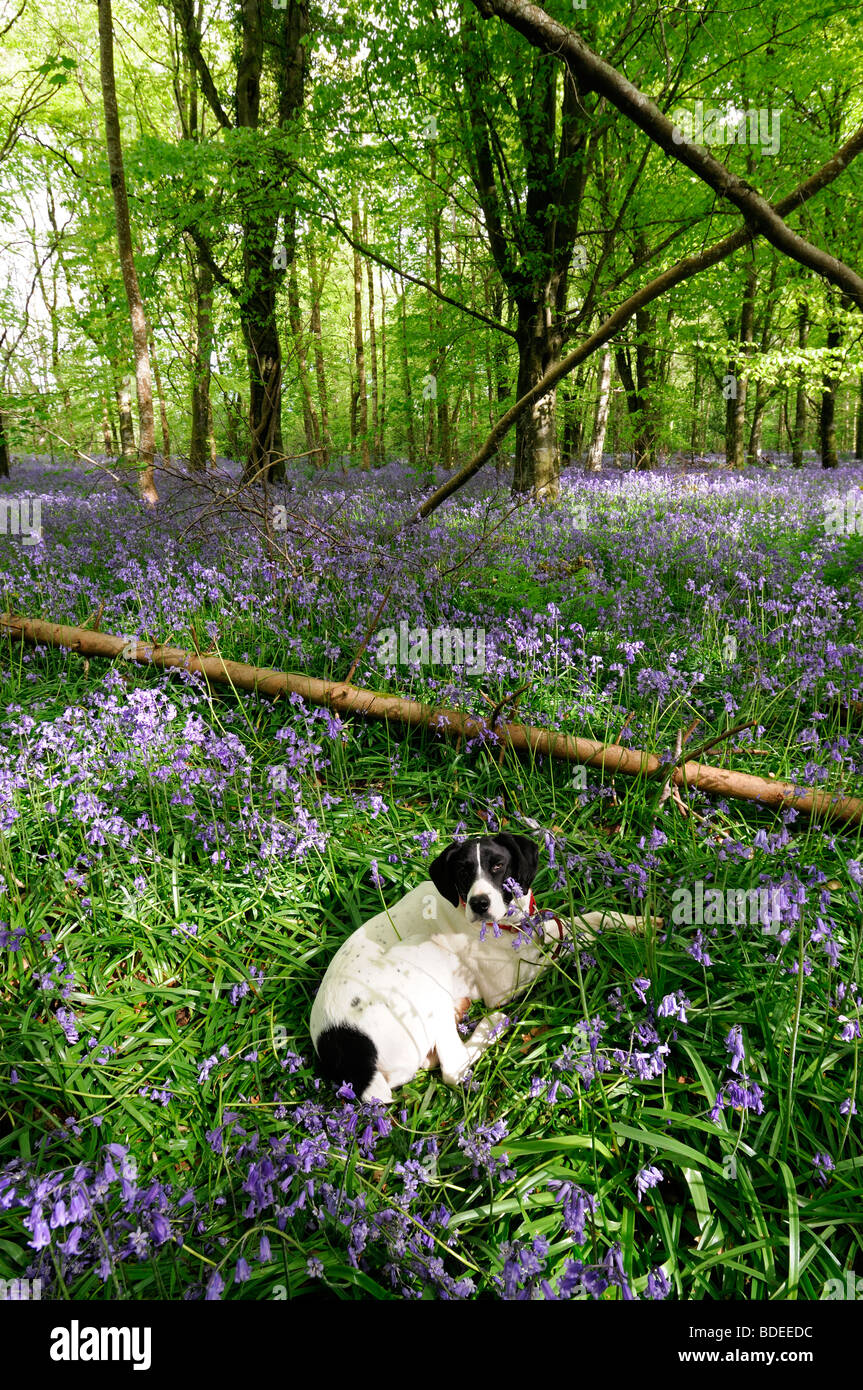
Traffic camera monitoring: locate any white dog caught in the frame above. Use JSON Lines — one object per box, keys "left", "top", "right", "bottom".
{"left": 310, "top": 833, "right": 647, "bottom": 1103}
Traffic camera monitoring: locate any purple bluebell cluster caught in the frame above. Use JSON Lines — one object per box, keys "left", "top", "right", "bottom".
{"left": 1, "top": 455, "right": 861, "bottom": 1300}
{"left": 1, "top": 1063, "right": 664, "bottom": 1300}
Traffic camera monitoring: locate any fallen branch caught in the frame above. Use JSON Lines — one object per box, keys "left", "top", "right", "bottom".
{"left": 3, "top": 613, "right": 861, "bottom": 829}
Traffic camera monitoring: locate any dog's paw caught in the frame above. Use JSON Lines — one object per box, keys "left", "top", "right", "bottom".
{"left": 573, "top": 910, "right": 663, "bottom": 936}
{"left": 361, "top": 1070, "right": 394, "bottom": 1104}
{"left": 437, "top": 1038, "right": 472, "bottom": 1088}
{"left": 466, "top": 1010, "right": 508, "bottom": 1051}
{"left": 440, "top": 1054, "right": 474, "bottom": 1088}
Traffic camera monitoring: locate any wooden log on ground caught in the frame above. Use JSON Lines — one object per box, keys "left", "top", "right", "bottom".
{"left": 2, "top": 612, "right": 861, "bottom": 828}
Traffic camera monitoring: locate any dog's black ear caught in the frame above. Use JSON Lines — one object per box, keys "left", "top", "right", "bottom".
{"left": 428, "top": 841, "right": 464, "bottom": 907}
{"left": 497, "top": 834, "right": 539, "bottom": 893}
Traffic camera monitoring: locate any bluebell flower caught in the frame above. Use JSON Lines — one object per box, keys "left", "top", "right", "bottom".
{"left": 725, "top": 1024, "right": 745, "bottom": 1073}
{"left": 632, "top": 977, "right": 651, "bottom": 1004}
{"left": 635, "top": 1165, "right": 664, "bottom": 1202}
{"left": 812, "top": 1152, "right": 834, "bottom": 1187}
{"left": 645, "top": 1267, "right": 670, "bottom": 1299}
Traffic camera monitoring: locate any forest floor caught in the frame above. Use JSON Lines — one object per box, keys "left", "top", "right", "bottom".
{"left": 0, "top": 452, "right": 862, "bottom": 1300}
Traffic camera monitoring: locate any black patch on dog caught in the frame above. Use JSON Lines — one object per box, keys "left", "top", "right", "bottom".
{"left": 494, "top": 833, "right": 539, "bottom": 900}
{"left": 315, "top": 1023, "right": 377, "bottom": 1097}
{"left": 428, "top": 839, "right": 464, "bottom": 906}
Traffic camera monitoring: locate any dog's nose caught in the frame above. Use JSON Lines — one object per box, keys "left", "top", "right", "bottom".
{"left": 469, "top": 894, "right": 490, "bottom": 916}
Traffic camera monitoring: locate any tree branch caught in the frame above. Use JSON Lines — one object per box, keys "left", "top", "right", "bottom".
{"left": 396, "top": 118, "right": 863, "bottom": 529}
{"left": 472, "top": 0, "right": 863, "bottom": 311}
{"left": 172, "top": 0, "right": 232, "bottom": 130}
{"left": 296, "top": 167, "right": 517, "bottom": 337}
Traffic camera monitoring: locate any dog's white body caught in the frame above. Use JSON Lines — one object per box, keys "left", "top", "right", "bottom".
{"left": 310, "top": 877, "right": 643, "bottom": 1103}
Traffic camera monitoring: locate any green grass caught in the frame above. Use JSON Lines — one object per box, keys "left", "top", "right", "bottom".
{"left": 0, "top": 471, "right": 862, "bottom": 1301}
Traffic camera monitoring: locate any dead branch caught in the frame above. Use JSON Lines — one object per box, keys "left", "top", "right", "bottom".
{"left": 2, "top": 613, "right": 861, "bottom": 829}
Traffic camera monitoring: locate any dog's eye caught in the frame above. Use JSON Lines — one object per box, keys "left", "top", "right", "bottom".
{"left": 490, "top": 862, "right": 504, "bottom": 874}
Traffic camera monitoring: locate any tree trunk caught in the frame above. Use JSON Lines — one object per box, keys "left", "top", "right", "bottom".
{"left": 725, "top": 263, "right": 755, "bottom": 468}
{"left": 349, "top": 374, "right": 359, "bottom": 459}
{"left": 615, "top": 302, "right": 659, "bottom": 469}
{"left": 97, "top": 0, "right": 158, "bottom": 505}
{"left": 820, "top": 297, "right": 846, "bottom": 469}
{"left": 486, "top": 282, "right": 510, "bottom": 428}
{"left": 379, "top": 269, "right": 387, "bottom": 464}
{"left": 462, "top": 20, "right": 589, "bottom": 499}
{"left": 225, "top": 393, "right": 243, "bottom": 461}
{"left": 149, "top": 336, "right": 171, "bottom": 461}
{"left": 0, "top": 407, "right": 10, "bottom": 477}
{"left": 43, "top": 190, "right": 75, "bottom": 448}
{"left": 748, "top": 257, "right": 778, "bottom": 464}
{"left": 399, "top": 287, "right": 417, "bottom": 470}
{"left": 585, "top": 347, "right": 612, "bottom": 472}
{"left": 747, "top": 382, "right": 768, "bottom": 464}
{"left": 177, "top": 0, "right": 308, "bottom": 483}
{"left": 236, "top": 1, "right": 308, "bottom": 486}
{"left": 560, "top": 379, "right": 582, "bottom": 467}
{"left": 242, "top": 263, "right": 283, "bottom": 483}
{"left": 207, "top": 395, "right": 217, "bottom": 466}
{"left": 174, "top": 2, "right": 215, "bottom": 474}
{"left": 611, "top": 381, "right": 622, "bottom": 468}
{"left": 237, "top": 5, "right": 278, "bottom": 487}
{"left": 115, "top": 374, "right": 136, "bottom": 461}
{"left": 364, "top": 212, "right": 380, "bottom": 464}
{"left": 484, "top": 284, "right": 497, "bottom": 430}
{"left": 307, "top": 237, "right": 331, "bottom": 468}
{"left": 689, "top": 352, "right": 701, "bottom": 462}
{"left": 429, "top": 153, "right": 451, "bottom": 470}
{"left": 101, "top": 397, "right": 113, "bottom": 455}
{"left": 513, "top": 284, "right": 563, "bottom": 498}
{"left": 287, "top": 260, "right": 320, "bottom": 460}
{"left": 351, "top": 190, "right": 370, "bottom": 469}
{"left": 615, "top": 344, "right": 647, "bottom": 470}
{"left": 791, "top": 299, "right": 809, "bottom": 467}
{"left": 633, "top": 306, "right": 659, "bottom": 468}
{"left": 855, "top": 376, "right": 863, "bottom": 460}
{"left": 189, "top": 254, "right": 214, "bottom": 472}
